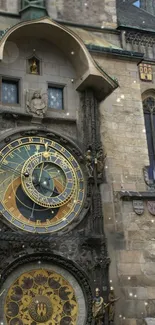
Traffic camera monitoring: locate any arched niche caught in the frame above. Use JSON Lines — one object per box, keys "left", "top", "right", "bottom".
{"left": 27, "top": 54, "right": 41, "bottom": 75}
{"left": 0, "top": 17, "right": 118, "bottom": 101}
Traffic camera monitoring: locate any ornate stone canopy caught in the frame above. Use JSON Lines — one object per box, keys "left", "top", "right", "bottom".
{"left": 0, "top": 17, "right": 118, "bottom": 101}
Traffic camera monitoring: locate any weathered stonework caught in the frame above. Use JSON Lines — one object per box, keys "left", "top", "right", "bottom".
{"left": 89, "top": 52, "right": 155, "bottom": 323}
{"left": 47, "top": 0, "right": 117, "bottom": 28}
{"left": 0, "top": 0, "right": 117, "bottom": 28}
{"left": 1, "top": 1, "right": 155, "bottom": 325}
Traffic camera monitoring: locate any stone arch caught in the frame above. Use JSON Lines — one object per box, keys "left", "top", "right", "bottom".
{"left": 0, "top": 17, "right": 117, "bottom": 101}
{"left": 142, "top": 89, "right": 155, "bottom": 101}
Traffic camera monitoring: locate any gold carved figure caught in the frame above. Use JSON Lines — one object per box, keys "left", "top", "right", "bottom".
{"left": 30, "top": 58, "right": 39, "bottom": 74}
{"left": 92, "top": 288, "right": 109, "bottom": 325}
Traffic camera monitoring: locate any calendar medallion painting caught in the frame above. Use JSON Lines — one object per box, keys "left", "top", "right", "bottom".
{"left": 5, "top": 269, "right": 78, "bottom": 325}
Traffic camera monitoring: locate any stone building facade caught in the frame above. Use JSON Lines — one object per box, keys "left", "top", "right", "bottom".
{"left": 0, "top": 1, "right": 155, "bottom": 325}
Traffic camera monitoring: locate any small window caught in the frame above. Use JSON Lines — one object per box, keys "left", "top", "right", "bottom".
{"left": 1, "top": 79, "right": 19, "bottom": 104}
{"left": 48, "top": 86, "right": 63, "bottom": 110}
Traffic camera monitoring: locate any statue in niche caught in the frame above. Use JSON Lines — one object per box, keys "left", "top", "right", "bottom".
{"left": 28, "top": 56, "right": 40, "bottom": 75}
{"left": 95, "top": 146, "right": 107, "bottom": 179}
{"left": 108, "top": 288, "right": 120, "bottom": 324}
{"left": 30, "top": 59, "right": 38, "bottom": 74}
{"left": 26, "top": 89, "right": 48, "bottom": 117}
{"left": 85, "top": 146, "right": 94, "bottom": 178}
{"left": 92, "top": 288, "right": 109, "bottom": 325}
{"left": 85, "top": 145, "right": 107, "bottom": 179}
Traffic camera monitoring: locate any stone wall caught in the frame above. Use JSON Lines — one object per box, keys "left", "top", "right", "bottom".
{"left": 47, "top": 0, "right": 117, "bottom": 28}
{"left": 0, "top": 0, "right": 117, "bottom": 28}
{"left": 96, "top": 55, "right": 149, "bottom": 193}
{"left": 2, "top": 0, "right": 19, "bottom": 13}
{"left": 92, "top": 53, "right": 155, "bottom": 324}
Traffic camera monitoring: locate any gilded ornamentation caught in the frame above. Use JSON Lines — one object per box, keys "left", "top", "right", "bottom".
{"left": 29, "top": 295, "right": 53, "bottom": 322}
{"left": 92, "top": 288, "right": 109, "bottom": 325}
{"left": 28, "top": 55, "right": 40, "bottom": 75}
{"left": 30, "top": 58, "right": 38, "bottom": 74}
{"left": 5, "top": 269, "right": 78, "bottom": 325}
{"left": 26, "top": 89, "right": 48, "bottom": 117}
{"left": 139, "top": 63, "right": 153, "bottom": 81}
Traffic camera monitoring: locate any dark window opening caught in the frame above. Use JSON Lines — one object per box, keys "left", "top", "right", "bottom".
{"left": 143, "top": 96, "right": 155, "bottom": 181}
{"left": 2, "top": 79, "right": 19, "bottom": 104}
{"left": 48, "top": 86, "right": 63, "bottom": 110}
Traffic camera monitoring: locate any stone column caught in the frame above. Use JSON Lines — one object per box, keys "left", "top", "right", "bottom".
{"left": 81, "top": 89, "right": 110, "bottom": 324}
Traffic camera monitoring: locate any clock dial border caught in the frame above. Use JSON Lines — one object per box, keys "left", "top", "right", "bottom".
{"left": 0, "top": 135, "right": 86, "bottom": 234}
{"left": 21, "top": 151, "right": 76, "bottom": 208}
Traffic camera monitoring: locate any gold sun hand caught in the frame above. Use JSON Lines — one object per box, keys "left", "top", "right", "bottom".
{"left": 39, "top": 162, "right": 44, "bottom": 182}
{"left": 43, "top": 142, "right": 51, "bottom": 159}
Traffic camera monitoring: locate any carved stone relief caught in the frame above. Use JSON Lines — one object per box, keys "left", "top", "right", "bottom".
{"left": 26, "top": 89, "right": 48, "bottom": 117}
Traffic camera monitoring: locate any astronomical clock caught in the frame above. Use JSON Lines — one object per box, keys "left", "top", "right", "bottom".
{"left": 0, "top": 87, "right": 109, "bottom": 325}
{"left": 0, "top": 134, "right": 85, "bottom": 234}
{"left": 0, "top": 2, "right": 112, "bottom": 323}
{"left": 0, "top": 129, "right": 93, "bottom": 325}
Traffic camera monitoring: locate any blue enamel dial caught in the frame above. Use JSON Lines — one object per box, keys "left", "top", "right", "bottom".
{"left": 0, "top": 136, "right": 85, "bottom": 233}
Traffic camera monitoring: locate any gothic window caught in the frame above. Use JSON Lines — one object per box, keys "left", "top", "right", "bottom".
{"left": 143, "top": 96, "right": 155, "bottom": 181}
{"left": 1, "top": 78, "right": 19, "bottom": 104}
{"left": 48, "top": 86, "right": 64, "bottom": 110}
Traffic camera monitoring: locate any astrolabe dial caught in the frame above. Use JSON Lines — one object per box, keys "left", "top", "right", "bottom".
{"left": 0, "top": 136, "right": 85, "bottom": 233}
{"left": 21, "top": 151, "right": 76, "bottom": 208}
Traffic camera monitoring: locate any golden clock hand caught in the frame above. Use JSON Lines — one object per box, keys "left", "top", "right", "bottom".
{"left": 43, "top": 142, "right": 51, "bottom": 159}
{"left": 38, "top": 162, "right": 44, "bottom": 182}
{"left": 30, "top": 202, "right": 35, "bottom": 220}
{"left": 45, "top": 142, "right": 48, "bottom": 151}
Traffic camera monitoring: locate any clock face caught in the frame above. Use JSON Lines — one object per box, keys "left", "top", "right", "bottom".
{"left": 0, "top": 136, "right": 85, "bottom": 233}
